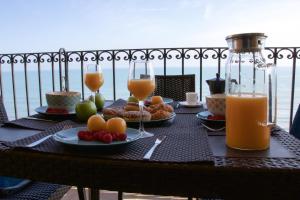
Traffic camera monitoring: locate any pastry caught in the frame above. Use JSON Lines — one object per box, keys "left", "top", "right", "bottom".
{"left": 123, "top": 111, "right": 151, "bottom": 122}
{"left": 151, "top": 110, "right": 171, "bottom": 120}
{"left": 161, "top": 103, "right": 174, "bottom": 113}
{"left": 124, "top": 102, "right": 139, "bottom": 111}
{"left": 102, "top": 107, "right": 123, "bottom": 118}
{"left": 144, "top": 106, "right": 154, "bottom": 113}
{"left": 151, "top": 96, "right": 164, "bottom": 105}
{"left": 147, "top": 103, "right": 174, "bottom": 113}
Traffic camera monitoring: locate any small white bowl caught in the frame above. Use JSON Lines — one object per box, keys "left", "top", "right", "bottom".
{"left": 206, "top": 94, "right": 226, "bottom": 116}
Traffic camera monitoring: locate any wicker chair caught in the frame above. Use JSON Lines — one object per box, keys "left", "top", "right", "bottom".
{"left": 154, "top": 74, "right": 196, "bottom": 101}
{"left": 0, "top": 97, "right": 8, "bottom": 124}
{"left": 290, "top": 104, "right": 300, "bottom": 139}
{"left": 0, "top": 97, "right": 71, "bottom": 200}
{"left": 155, "top": 75, "right": 195, "bottom": 200}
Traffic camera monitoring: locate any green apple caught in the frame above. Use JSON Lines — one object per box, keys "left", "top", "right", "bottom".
{"left": 75, "top": 100, "right": 97, "bottom": 121}
{"left": 88, "top": 95, "right": 95, "bottom": 102}
{"left": 127, "top": 96, "right": 139, "bottom": 103}
{"left": 95, "top": 93, "right": 105, "bottom": 110}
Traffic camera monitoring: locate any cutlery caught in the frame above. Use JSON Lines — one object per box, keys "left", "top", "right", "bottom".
{"left": 143, "top": 136, "right": 166, "bottom": 160}
{"left": 201, "top": 123, "right": 225, "bottom": 132}
{"left": 24, "top": 117, "right": 56, "bottom": 123}
{"left": 26, "top": 125, "right": 72, "bottom": 148}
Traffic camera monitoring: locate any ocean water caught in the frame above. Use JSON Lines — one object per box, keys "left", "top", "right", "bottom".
{"left": 1, "top": 65, "right": 299, "bottom": 130}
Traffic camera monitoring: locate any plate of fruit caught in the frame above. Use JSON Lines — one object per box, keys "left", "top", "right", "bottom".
{"left": 102, "top": 96, "right": 176, "bottom": 126}
{"left": 53, "top": 115, "right": 142, "bottom": 146}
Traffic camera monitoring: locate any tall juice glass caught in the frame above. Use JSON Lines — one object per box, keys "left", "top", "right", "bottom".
{"left": 84, "top": 64, "right": 104, "bottom": 97}
{"left": 225, "top": 33, "right": 277, "bottom": 150}
{"left": 226, "top": 93, "right": 269, "bottom": 150}
{"left": 128, "top": 61, "right": 155, "bottom": 138}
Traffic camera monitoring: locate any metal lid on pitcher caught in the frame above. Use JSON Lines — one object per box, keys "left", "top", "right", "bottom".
{"left": 225, "top": 33, "right": 267, "bottom": 53}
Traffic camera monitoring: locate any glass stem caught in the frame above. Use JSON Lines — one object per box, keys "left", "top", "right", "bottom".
{"left": 139, "top": 100, "right": 145, "bottom": 133}
{"left": 89, "top": 91, "right": 94, "bottom": 101}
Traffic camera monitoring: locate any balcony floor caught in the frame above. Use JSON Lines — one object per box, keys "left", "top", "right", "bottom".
{"left": 61, "top": 187, "right": 188, "bottom": 200}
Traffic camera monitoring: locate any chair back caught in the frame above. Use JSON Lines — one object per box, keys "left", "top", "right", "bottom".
{"left": 290, "top": 104, "right": 300, "bottom": 139}
{"left": 140, "top": 74, "right": 150, "bottom": 79}
{"left": 0, "top": 97, "right": 8, "bottom": 124}
{"left": 154, "top": 74, "right": 195, "bottom": 101}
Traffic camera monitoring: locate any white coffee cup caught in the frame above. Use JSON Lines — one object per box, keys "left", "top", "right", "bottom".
{"left": 186, "top": 92, "right": 198, "bottom": 105}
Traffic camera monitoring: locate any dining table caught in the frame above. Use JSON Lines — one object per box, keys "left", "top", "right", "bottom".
{"left": 0, "top": 99, "right": 300, "bottom": 200}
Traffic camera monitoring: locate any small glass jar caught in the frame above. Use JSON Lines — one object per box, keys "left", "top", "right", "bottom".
{"left": 225, "top": 33, "right": 277, "bottom": 150}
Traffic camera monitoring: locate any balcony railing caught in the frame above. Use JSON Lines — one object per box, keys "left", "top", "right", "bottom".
{"left": 0, "top": 47, "right": 299, "bottom": 129}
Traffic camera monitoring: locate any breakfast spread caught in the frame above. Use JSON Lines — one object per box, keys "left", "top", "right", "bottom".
{"left": 102, "top": 96, "right": 174, "bottom": 122}
{"left": 77, "top": 115, "right": 127, "bottom": 144}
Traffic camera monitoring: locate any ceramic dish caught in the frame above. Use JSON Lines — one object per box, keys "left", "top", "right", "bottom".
{"left": 126, "top": 112, "right": 176, "bottom": 126}
{"left": 179, "top": 101, "right": 203, "bottom": 108}
{"left": 35, "top": 106, "right": 76, "bottom": 116}
{"left": 104, "top": 112, "right": 176, "bottom": 126}
{"left": 0, "top": 177, "right": 31, "bottom": 195}
{"left": 196, "top": 111, "right": 225, "bottom": 122}
{"left": 46, "top": 91, "right": 81, "bottom": 112}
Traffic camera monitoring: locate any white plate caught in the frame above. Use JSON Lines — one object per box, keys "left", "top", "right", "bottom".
{"left": 179, "top": 101, "right": 203, "bottom": 108}
{"left": 53, "top": 127, "right": 142, "bottom": 147}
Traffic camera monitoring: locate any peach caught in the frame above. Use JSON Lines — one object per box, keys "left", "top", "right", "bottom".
{"left": 151, "top": 96, "right": 164, "bottom": 105}
{"left": 87, "top": 114, "right": 107, "bottom": 131}
{"left": 106, "top": 117, "right": 127, "bottom": 134}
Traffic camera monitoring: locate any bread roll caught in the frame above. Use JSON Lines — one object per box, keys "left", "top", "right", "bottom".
{"left": 162, "top": 104, "right": 174, "bottom": 113}
{"left": 124, "top": 102, "right": 140, "bottom": 111}
{"left": 147, "top": 103, "right": 174, "bottom": 113}
{"left": 151, "top": 110, "right": 171, "bottom": 120}
{"left": 102, "top": 107, "right": 122, "bottom": 118}
{"left": 123, "top": 111, "right": 151, "bottom": 121}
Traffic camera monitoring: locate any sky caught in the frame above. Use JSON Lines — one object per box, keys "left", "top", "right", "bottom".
{"left": 1, "top": 0, "right": 300, "bottom": 53}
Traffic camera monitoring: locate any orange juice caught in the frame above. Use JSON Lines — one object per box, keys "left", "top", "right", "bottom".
{"left": 226, "top": 93, "right": 270, "bottom": 150}
{"left": 128, "top": 79, "right": 155, "bottom": 100}
{"left": 84, "top": 72, "right": 104, "bottom": 92}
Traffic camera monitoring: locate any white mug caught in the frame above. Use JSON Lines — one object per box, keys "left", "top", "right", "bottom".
{"left": 186, "top": 92, "right": 198, "bottom": 105}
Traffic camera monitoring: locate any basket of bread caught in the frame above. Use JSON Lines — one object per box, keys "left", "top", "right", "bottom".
{"left": 102, "top": 96, "right": 176, "bottom": 126}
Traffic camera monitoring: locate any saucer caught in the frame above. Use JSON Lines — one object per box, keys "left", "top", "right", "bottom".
{"left": 196, "top": 111, "right": 225, "bottom": 122}
{"left": 35, "top": 106, "right": 76, "bottom": 116}
{"left": 179, "top": 101, "right": 203, "bottom": 108}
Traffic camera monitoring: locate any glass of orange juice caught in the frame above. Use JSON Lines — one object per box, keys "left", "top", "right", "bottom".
{"left": 84, "top": 64, "right": 104, "bottom": 97}
{"left": 128, "top": 61, "right": 155, "bottom": 138}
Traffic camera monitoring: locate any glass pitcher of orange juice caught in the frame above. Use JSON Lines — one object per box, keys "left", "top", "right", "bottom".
{"left": 225, "top": 33, "right": 277, "bottom": 150}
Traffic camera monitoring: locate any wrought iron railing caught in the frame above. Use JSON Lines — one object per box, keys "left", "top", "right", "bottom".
{"left": 0, "top": 47, "right": 299, "bottom": 129}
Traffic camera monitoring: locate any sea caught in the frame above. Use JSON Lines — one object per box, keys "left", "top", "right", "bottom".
{"left": 1, "top": 65, "right": 299, "bottom": 130}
